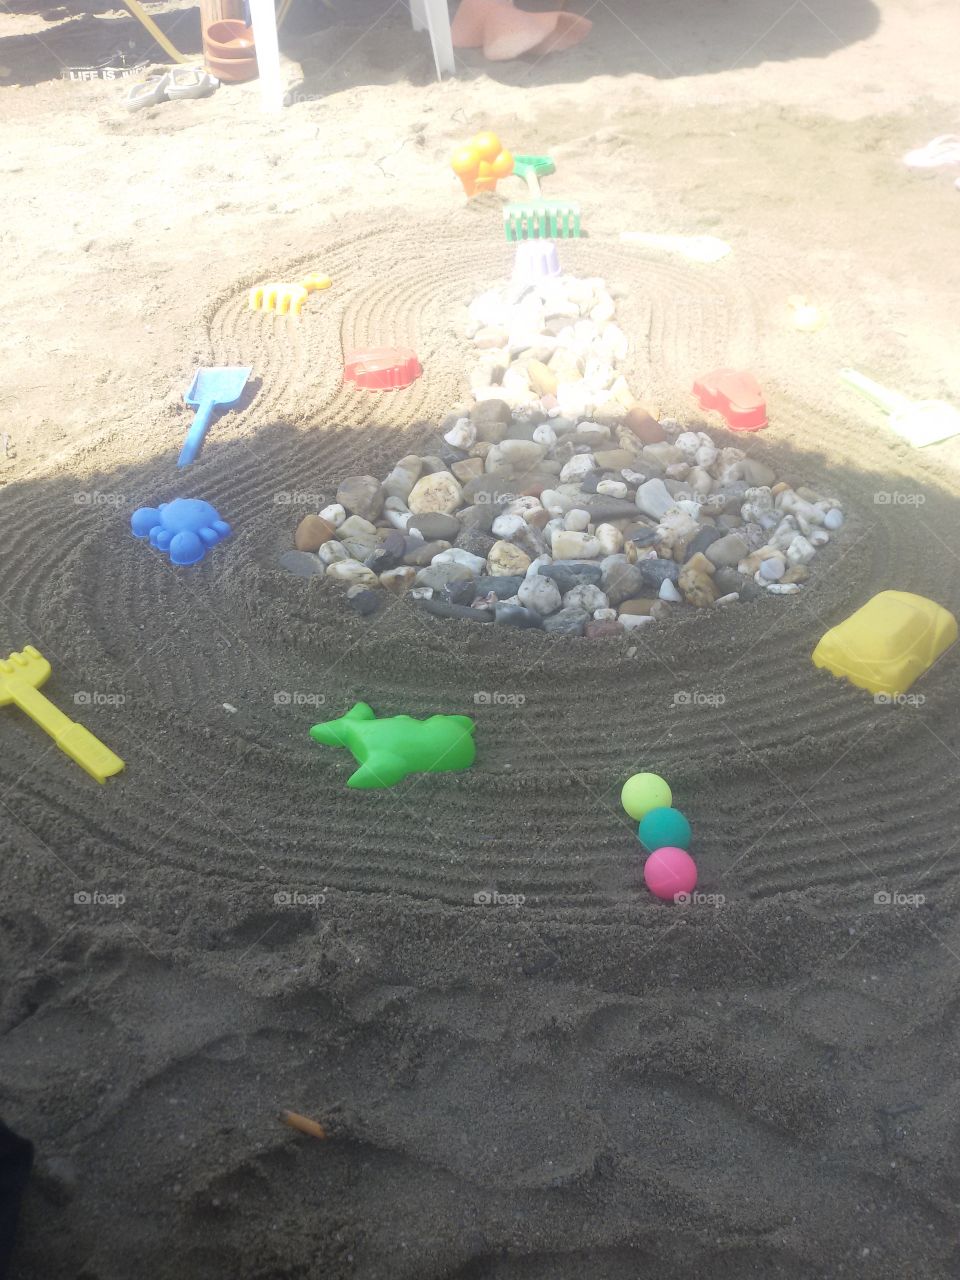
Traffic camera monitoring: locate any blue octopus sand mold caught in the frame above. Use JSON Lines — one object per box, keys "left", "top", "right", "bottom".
{"left": 131, "top": 498, "right": 231, "bottom": 566}
{"left": 309, "top": 702, "right": 476, "bottom": 789}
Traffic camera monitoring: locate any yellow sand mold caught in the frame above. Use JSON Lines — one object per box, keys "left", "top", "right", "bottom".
{"left": 812, "top": 590, "right": 957, "bottom": 697}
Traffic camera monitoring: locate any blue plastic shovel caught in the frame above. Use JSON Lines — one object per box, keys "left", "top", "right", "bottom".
{"left": 178, "top": 365, "right": 252, "bottom": 467}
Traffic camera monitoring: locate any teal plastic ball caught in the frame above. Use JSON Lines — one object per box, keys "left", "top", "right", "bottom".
{"left": 638, "top": 806, "right": 692, "bottom": 852}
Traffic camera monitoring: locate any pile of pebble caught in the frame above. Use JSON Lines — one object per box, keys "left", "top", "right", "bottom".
{"left": 280, "top": 270, "right": 844, "bottom": 634}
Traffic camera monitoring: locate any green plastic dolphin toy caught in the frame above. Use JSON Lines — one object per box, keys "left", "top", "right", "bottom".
{"left": 309, "top": 702, "right": 476, "bottom": 789}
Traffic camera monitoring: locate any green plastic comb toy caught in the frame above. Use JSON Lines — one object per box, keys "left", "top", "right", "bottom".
{"left": 504, "top": 153, "right": 581, "bottom": 241}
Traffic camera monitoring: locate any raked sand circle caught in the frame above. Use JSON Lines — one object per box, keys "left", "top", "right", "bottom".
{"left": 4, "top": 217, "right": 959, "bottom": 912}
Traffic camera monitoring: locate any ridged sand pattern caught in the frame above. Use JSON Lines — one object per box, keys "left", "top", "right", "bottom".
{"left": 2, "top": 217, "right": 959, "bottom": 912}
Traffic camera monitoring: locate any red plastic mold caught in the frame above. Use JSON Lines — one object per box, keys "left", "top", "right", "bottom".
{"left": 343, "top": 347, "right": 422, "bottom": 391}
{"left": 692, "top": 369, "right": 767, "bottom": 432}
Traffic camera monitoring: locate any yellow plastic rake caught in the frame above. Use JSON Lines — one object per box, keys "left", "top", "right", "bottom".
{"left": 249, "top": 273, "right": 332, "bottom": 316}
{"left": 0, "top": 646, "right": 124, "bottom": 784}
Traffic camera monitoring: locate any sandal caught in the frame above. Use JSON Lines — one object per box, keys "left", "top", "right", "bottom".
{"left": 123, "top": 71, "right": 171, "bottom": 112}
{"left": 164, "top": 65, "right": 219, "bottom": 101}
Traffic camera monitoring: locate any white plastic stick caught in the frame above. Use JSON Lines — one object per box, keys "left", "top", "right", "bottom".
{"left": 249, "top": 0, "right": 284, "bottom": 112}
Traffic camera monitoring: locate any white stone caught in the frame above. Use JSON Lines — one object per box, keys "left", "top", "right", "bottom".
{"left": 620, "top": 613, "right": 655, "bottom": 631}
{"left": 318, "top": 540, "right": 349, "bottom": 565}
{"left": 383, "top": 508, "right": 412, "bottom": 531}
{"left": 503, "top": 496, "right": 544, "bottom": 519}
{"left": 564, "top": 583, "right": 608, "bottom": 612}
{"left": 409, "top": 586, "right": 433, "bottom": 600}
{"left": 694, "top": 444, "right": 718, "bottom": 469}
{"left": 715, "top": 592, "right": 740, "bottom": 606}
{"left": 326, "top": 559, "right": 379, "bottom": 587}
{"left": 337, "top": 514, "right": 377, "bottom": 539}
{"left": 635, "top": 478, "right": 675, "bottom": 519}
{"left": 532, "top": 423, "right": 557, "bottom": 449}
{"left": 407, "top": 471, "right": 462, "bottom": 515}
{"left": 487, "top": 540, "right": 532, "bottom": 576}
{"left": 518, "top": 575, "right": 562, "bottom": 616}
{"left": 594, "top": 608, "right": 617, "bottom": 621}
{"left": 552, "top": 530, "right": 601, "bottom": 559}
{"left": 674, "top": 431, "right": 701, "bottom": 458}
{"left": 563, "top": 508, "right": 591, "bottom": 532}
{"left": 786, "top": 534, "right": 816, "bottom": 566}
{"left": 595, "top": 524, "right": 624, "bottom": 555}
{"left": 444, "top": 419, "right": 476, "bottom": 449}
{"left": 559, "top": 454, "right": 597, "bottom": 484}
{"left": 319, "top": 503, "right": 346, "bottom": 528}
{"left": 525, "top": 554, "right": 553, "bottom": 578}
{"left": 659, "top": 579, "right": 683, "bottom": 602}
{"left": 433, "top": 548, "right": 485, "bottom": 574}
{"left": 596, "top": 480, "right": 628, "bottom": 499}
{"left": 492, "top": 512, "right": 527, "bottom": 539}
{"left": 824, "top": 508, "right": 844, "bottom": 531}
{"left": 489, "top": 439, "right": 545, "bottom": 470}
{"left": 766, "top": 582, "right": 801, "bottom": 594}
{"left": 809, "top": 528, "right": 830, "bottom": 547}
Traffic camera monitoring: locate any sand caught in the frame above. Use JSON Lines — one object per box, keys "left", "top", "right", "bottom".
{"left": 2, "top": 2, "right": 960, "bottom": 1276}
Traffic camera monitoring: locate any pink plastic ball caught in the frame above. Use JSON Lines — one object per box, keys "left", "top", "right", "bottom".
{"left": 643, "top": 846, "right": 698, "bottom": 902}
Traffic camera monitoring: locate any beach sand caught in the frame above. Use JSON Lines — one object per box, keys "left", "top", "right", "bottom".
{"left": 1, "top": 2, "right": 960, "bottom": 1276}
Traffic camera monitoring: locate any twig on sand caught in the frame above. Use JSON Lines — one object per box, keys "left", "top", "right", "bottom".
{"left": 280, "top": 1109, "right": 329, "bottom": 1141}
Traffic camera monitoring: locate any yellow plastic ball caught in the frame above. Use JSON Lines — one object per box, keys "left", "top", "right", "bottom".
{"left": 621, "top": 772, "right": 672, "bottom": 821}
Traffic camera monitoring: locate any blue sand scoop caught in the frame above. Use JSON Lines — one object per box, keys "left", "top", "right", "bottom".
{"left": 178, "top": 365, "right": 252, "bottom": 467}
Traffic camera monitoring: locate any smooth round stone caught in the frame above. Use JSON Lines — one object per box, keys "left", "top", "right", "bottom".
{"left": 704, "top": 532, "right": 749, "bottom": 569}
{"left": 487, "top": 540, "right": 532, "bottom": 576}
{"left": 638, "top": 558, "right": 681, "bottom": 587}
{"left": 279, "top": 550, "right": 325, "bottom": 578}
{"left": 542, "top": 605, "right": 589, "bottom": 636}
{"left": 563, "top": 508, "right": 591, "bottom": 532}
{"left": 551, "top": 530, "right": 601, "bottom": 560}
{"left": 473, "top": 574, "right": 524, "bottom": 599}
{"left": 346, "top": 587, "right": 384, "bottom": 617}
{"left": 407, "top": 471, "right": 462, "bottom": 516}
{"left": 418, "top": 598, "right": 493, "bottom": 623}
{"left": 539, "top": 560, "right": 603, "bottom": 594}
{"left": 319, "top": 503, "right": 346, "bottom": 528}
{"left": 623, "top": 406, "right": 667, "bottom": 445}
{"left": 638, "top": 807, "right": 692, "bottom": 852}
{"left": 594, "top": 607, "right": 617, "bottom": 621}
{"left": 336, "top": 475, "right": 385, "bottom": 521}
{"left": 494, "top": 602, "right": 543, "bottom": 629}
{"left": 491, "top": 512, "right": 527, "bottom": 539}
{"left": 433, "top": 548, "right": 486, "bottom": 575}
{"left": 294, "top": 514, "right": 336, "bottom": 552}
{"left": 824, "top": 508, "right": 844, "bottom": 530}
{"left": 404, "top": 540, "right": 451, "bottom": 567}
{"left": 518, "top": 575, "right": 562, "bottom": 616}
{"left": 585, "top": 620, "right": 624, "bottom": 638}
{"left": 595, "top": 523, "right": 624, "bottom": 556}
{"left": 602, "top": 562, "right": 646, "bottom": 606}
{"left": 381, "top": 456, "right": 423, "bottom": 502}
{"left": 319, "top": 540, "right": 350, "bottom": 565}
{"left": 759, "top": 556, "right": 786, "bottom": 581}
{"left": 408, "top": 512, "right": 461, "bottom": 542}
{"left": 564, "top": 583, "right": 608, "bottom": 612}
{"left": 326, "top": 559, "right": 379, "bottom": 587}
{"left": 415, "top": 563, "right": 475, "bottom": 590}
{"left": 684, "top": 526, "right": 723, "bottom": 561}
{"left": 635, "top": 478, "right": 675, "bottom": 520}
{"left": 596, "top": 480, "right": 628, "bottom": 499}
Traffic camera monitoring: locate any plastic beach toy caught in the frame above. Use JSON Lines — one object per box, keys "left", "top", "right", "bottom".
{"left": 902, "top": 135, "right": 960, "bottom": 168}
{"left": 451, "top": 130, "right": 514, "bottom": 196}
{"left": 0, "top": 646, "right": 124, "bottom": 784}
{"left": 812, "top": 590, "right": 957, "bottom": 698}
{"left": 693, "top": 369, "right": 767, "bottom": 432}
{"left": 621, "top": 772, "right": 672, "bottom": 821}
{"left": 639, "top": 807, "right": 692, "bottom": 852}
{"left": 344, "top": 347, "right": 422, "bottom": 391}
{"left": 249, "top": 274, "right": 331, "bottom": 316}
{"left": 504, "top": 152, "right": 581, "bottom": 242}
{"left": 643, "top": 847, "right": 697, "bottom": 902}
{"left": 179, "top": 365, "right": 252, "bottom": 467}
{"left": 839, "top": 368, "right": 960, "bottom": 448}
{"left": 309, "top": 702, "right": 476, "bottom": 789}
{"left": 512, "top": 239, "right": 561, "bottom": 285}
{"left": 131, "top": 498, "right": 231, "bottom": 566}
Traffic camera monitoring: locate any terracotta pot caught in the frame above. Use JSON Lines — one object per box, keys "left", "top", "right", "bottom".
{"left": 204, "top": 19, "right": 255, "bottom": 58}
{"left": 205, "top": 51, "right": 258, "bottom": 82}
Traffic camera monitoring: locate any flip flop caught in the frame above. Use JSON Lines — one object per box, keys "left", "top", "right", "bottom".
{"left": 164, "top": 65, "right": 219, "bottom": 100}
{"left": 903, "top": 134, "right": 960, "bottom": 168}
{"left": 123, "top": 71, "right": 170, "bottom": 112}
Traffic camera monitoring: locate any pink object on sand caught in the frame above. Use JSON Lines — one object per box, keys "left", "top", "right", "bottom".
{"left": 643, "top": 847, "right": 698, "bottom": 903}
{"left": 451, "top": 0, "right": 591, "bottom": 61}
